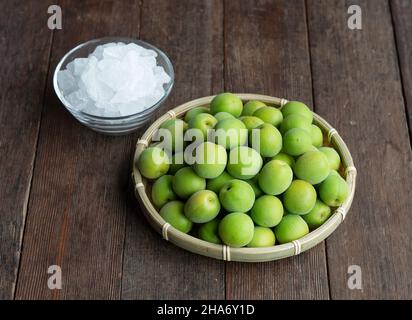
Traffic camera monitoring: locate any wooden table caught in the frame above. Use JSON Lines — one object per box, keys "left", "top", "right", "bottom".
{"left": 1, "top": 0, "right": 411, "bottom": 300}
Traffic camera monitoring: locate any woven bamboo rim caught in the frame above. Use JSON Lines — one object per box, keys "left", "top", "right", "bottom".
{"left": 132, "top": 94, "right": 357, "bottom": 262}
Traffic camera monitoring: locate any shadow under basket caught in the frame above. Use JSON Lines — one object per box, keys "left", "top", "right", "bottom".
{"left": 132, "top": 94, "right": 357, "bottom": 262}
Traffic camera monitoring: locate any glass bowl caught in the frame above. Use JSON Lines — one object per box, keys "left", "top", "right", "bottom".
{"left": 53, "top": 37, "right": 174, "bottom": 135}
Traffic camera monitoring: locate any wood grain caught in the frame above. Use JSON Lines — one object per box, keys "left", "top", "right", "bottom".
{"left": 0, "top": 0, "right": 53, "bottom": 300}
{"left": 121, "top": 0, "right": 225, "bottom": 300}
{"left": 224, "top": 0, "right": 329, "bottom": 299}
{"left": 15, "top": 0, "right": 140, "bottom": 299}
{"left": 391, "top": 0, "right": 412, "bottom": 139}
{"left": 307, "top": 0, "right": 412, "bottom": 299}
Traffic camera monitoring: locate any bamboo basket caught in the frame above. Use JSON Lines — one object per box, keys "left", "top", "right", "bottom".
{"left": 132, "top": 94, "right": 357, "bottom": 262}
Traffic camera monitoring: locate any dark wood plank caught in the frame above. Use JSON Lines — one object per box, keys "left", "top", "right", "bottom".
{"left": 121, "top": 0, "right": 225, "bottom": 299}
{"left": 0, "top": 0, "right": 53, "bottom": 300}
{"left": 224, "top": 0, "right": 330, "bottom": 299}
{"left": 307, "top": 0, "right": 412, "bottom": 299}
{"left": 391, "top": 0, "right": 412, "bottom": 139}
{"left": 15, "top": 0, "right": 140, "bottom": 299}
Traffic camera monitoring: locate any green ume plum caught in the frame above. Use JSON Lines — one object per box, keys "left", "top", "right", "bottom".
{"left": 188, "top": 113, "right": 217, "bottom": 140}
{"left": 283, "top": 128, "right": 313, "bottom": 156}
{"left": 198, "top": 219, "right": 221, "bottom": 244}
{"left": 206, "top": 171, "right": 234, "bottom": 193}
{"left": 311, "top": 125, "right": 323, "bottom": 147}
{"left": 219, "top": 179, "right": 255, "bottom": 212}
{"left": 214, "top": 118, "right": 248, "bottom": 150}
{"left": 258, "top": 160, "right": 293, "bottom": 195}
{"left": 160, "top": 201, "right": 193, "bottom": 233}
{"left": 172, "top": 167, "right": 206, "bottom": 199}
{"left": 319, "top": 170, "right": 349, "bottom": 206}
{"left": 294, "top": 151, "right": 330, "bottom": 184}
{"left": 253, "top": 106, "right": 283, "bottom": 127}
{"left": 210, "top": 92, "right": 243, "bottom": 117}
{"left": 250, "top": 123, "right": 282, "bottom": 157}
{"left": 319, "top": 147, "right": 341, "bottom": 171}
{"left": 137, "top": 147, "right": 169, "bottom": 179}
{"left": 247, "top": 227, "right": 276, "bottom": 247}
{"left": 218, "top": 212, "right": 254, "bottom": 247}
{"left": 302, "top": 199, "right": 331, "bottom": 229}
{"left": 251, "top": 195, "right": 284, "bottom": 227}
{"left": 151, "top": 175, "right": 177, "bottom": 208}
{"left": 280, "top": 114, "right": 312, "bottom": 134}
{"left": 239, "top": 116, "right": 264, "bottom": 132}
{"left": 227, "top": 146, "right": 263, "bottom": 180}
{"left": 281, "top": 101, "right": 313, "bottom": 122}
{"left": 269, "top": 153, "right": 295, "bottom": 168}
{"left": 184, "top": 106, "right": 209, "bottom": 123}
{"left": 184, "top": 190, "right": 220, "bottom": 223}
{"left": 192, "top": 142, "right": 227, "bottom": 179}
{"left": 274, "top": 215, "right": 309, "bottom": 244}
{"left": 242, "top": 100, "right": 266, "bottom": 116}
{"left": 214, "top": 112, "right": 234, "bottom": 122}
{"left": 283, "top": 180, "right": 317, "bottom": 215}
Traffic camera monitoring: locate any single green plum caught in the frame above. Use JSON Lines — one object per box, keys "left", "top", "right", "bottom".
{"left": 239, "top": 116, "right": 264, "bottom": 132}
{"left": 198, "top": 219, "right": 222, "bottom": 244}
{"left": 249, "top": 123, "right": 282, "bottom": 157}
{"left": 253, "top": 106, "right": 283, "bottom": 127}
{"left": 172, "top": 167, "right": 206, "bottom": 199}
{"left": 137, "top": 147, "right": 170, "bottom": 179}
{"left": 184, "top": 106, "right": 209, "bottom": 123}
{"left": 319, "top": 170, "right": 349, "bottom": 206}
{"left": 206, "top": 171, "right": 234, "bottom": 194}
{"left": 283, "top": 128, "right": 313, "bottom": 156}
{"left": 281, "top": 101, "right": 313, "bottom": 123}
{"left": 269, "top": 152, "right": 295, "bottom": 168}
{"left": 184, "top": 190, "right": 220, "bottom": 223}
{"left": 283, "top": 180, "right": 317, "bottom": 215}
{"left": 227, "top": 146, "right": 263, "bottom": 180}
{"left": 151, "top": 175, "right": 177, "bottom": 209}
{"left": 280, "top": 114, "right": 312, "bottom": 134}
{"left": 188, "top": 113, "right": 217, "bottom": 140}
{"left": 214, "top": 118, "right": 248, "bottom": 150}
{"left": 192, "top": 141, "right": 227, "bottom": 179}
{"left": 294, "top": 151, "right": 330, "bottom": 184}
{"left": 247, "top": 227, "right": 276, "bottom": 247}
{"left": 159, "top": 201, "right": 193, "bottom": 233}
{"left": 218, "top": 212, "right": 254, "bottom": 247}
{"left": 210, "top": 92, "right": 243, "bottom": 117}
{"left": 319, "top": 147, "right": 341, "bottom": 171}
{"left": 251, "top": 195, "right": 284, "bottom": 227}
{"left": 258, "top": 160, "right": 293, "bottom": 195}
{"left": 242, "top": 100, "right": 266, "bottom": 116}
{"left": 274, "top": 215, "right": 309, "bottom": 244}
{"left": 311, "top": 124, "right": 323, "bottom": 147}
{"left": 219, "top": 179, "right": 255, "bottom": 212}
{"left": 302, "top": 199, "right": 331, "bottom": 229}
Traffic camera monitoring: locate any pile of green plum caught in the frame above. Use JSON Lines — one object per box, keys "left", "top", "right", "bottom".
{"left": 137, "top": 93, "right": 349, "bottom": 248}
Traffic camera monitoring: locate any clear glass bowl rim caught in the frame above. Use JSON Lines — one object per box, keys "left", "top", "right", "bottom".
{"left": 53, "top": 37, "right": 175, "bottom": 121}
